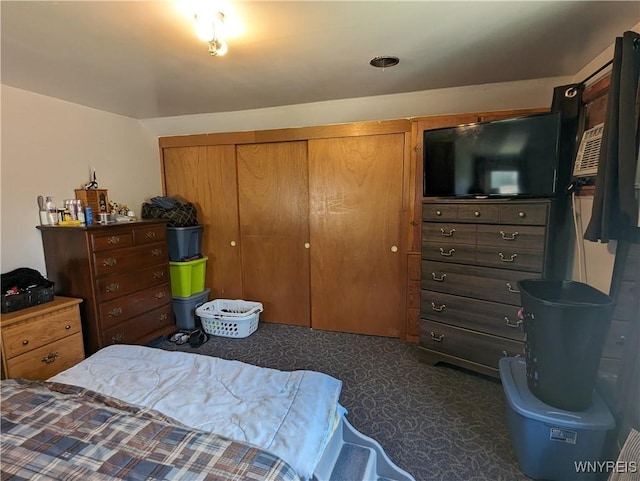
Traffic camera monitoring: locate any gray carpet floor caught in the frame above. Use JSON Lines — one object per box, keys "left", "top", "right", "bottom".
{"left": 149, "top": 322, "right": 530, "bottom": 481}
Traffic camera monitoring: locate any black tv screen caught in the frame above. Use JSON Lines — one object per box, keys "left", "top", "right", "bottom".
{"left": 423, "top": 112, "right": 560, "bottom": 198}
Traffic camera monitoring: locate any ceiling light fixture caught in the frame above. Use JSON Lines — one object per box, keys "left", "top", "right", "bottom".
{"left": 194, "top": 10, "right": 228, "bottom": 56}
{"left": 370, "top": 56, "right": 400, "bottom": 69}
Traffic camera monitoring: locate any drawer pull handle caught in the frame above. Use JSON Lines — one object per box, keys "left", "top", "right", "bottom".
{"left": 107, "top": 236, "right": 121, "bottom": 244}
{"left": 431, "top": 302, "right": 446, "bottom": 312}
{"left": 151, "top": 248, "right": 162, "bottom": 256}
{"left": 155, "top": 292, "right": 166, "bottom": 300}
{"left": 500, "top": 231, "right": 519, "bottom": 241}
{"left": 505, "top": 317, "right": 522, "bottom": 328}
{"left": 436, "top": 210, "right": 442, "bottom": 216}
{"left": 146, "top": 231, "right": 156, "bottom": 239}
{"left": 499, "top": 253, "right": 517, "bottom": 262}
{"left": 22, "top": 340, "right": 29, "bottom": 346}
{"left": 153, "top": 271, "right": 165, "bottom": 279}
{"left": 474, "top": 211, "right": 481, "bottom": 217}
{"left": 65, "top": 324, "right": 71, "bottom": 330}
{"left": 506, "top": 282, "right": 520, "bottom": 293}
{"left": 440, "top": 228, "right": 456, "bottom": 237}
{"left": 439, "top": 248, "right": 455, "bottom": 257}
{"left": 103, "top": 258, "right": 117, "bottom": 267}
{"left": 410, "top": 220, "right": 419, "bottom": 226}
{"left": 502, "top": 350, "right": 521, "bottom": 358}
{"left": 431, "top": 273, "right": 447, "bottom": 282}
{"left": 159, "top": 313, "right": 168, "bottom": 322}
{"left": 106, "top": 282, "right": 120, "bottom": 293}
{"left": 108, "top": 307, "right": 123, "bottom": 317}
{"left": 518, "top": 211, "right": 526, "bottom": 218}
{"left": 430, "top": 332, "right": 445, "bottom": 342}
{"left": 112, "top": 332, "right": 125, "bottom": 343}
{"left": 42, "top": 352, "right": 59, "bottom": 364}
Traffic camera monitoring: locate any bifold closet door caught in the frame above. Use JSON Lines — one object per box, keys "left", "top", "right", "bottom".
{"left": 236, "top": 142, "right": 311, "bottom": 326}
{"left": 162, "top": 145, "right": 243, "bottom": 299}
{"left": 309, "top": 134, "right": 405, "bottom": 337}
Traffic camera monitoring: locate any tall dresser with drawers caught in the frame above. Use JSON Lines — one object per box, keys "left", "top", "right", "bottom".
{"left": 38, "top": 220, "right": 175, "bottom": 355}
{"left": 418, "top": 199, "right": 555, "bottom": 377}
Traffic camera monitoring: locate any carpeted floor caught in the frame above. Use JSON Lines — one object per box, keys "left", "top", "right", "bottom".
{"left": 149, "top": 322, "right": 530, "bottom": 481}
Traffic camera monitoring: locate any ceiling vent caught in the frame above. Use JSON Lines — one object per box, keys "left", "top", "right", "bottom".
{"left": 573, "top": 123, "right": 605, "bottom": 177}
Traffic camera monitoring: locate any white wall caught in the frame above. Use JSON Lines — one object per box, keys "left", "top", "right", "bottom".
{"left": 141, "top": 76, "right": 570, "bottom": 137}
{"left": 0, "top": 85, "right": 162, "bottom": 276}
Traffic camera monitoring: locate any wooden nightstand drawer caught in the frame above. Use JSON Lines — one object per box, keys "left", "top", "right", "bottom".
{"left": 2, "top": 306, "right": 82, "bottom": 359}
{"left": 4, "top": 332, "right": 85, "bottom": 380}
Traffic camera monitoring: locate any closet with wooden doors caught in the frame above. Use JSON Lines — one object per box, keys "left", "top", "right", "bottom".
{"left": 159, "top": 121, "right": 411, "bottom": 337}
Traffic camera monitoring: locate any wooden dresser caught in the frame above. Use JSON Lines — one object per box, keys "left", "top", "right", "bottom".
{"left": 1, "top": 296, "right": 84, "bottom": 379}
{"left": 418, "top": 199, "right": 553, "bottom": 376}
{"left": 37, "top": 220, "right": 175, "bottom": 355}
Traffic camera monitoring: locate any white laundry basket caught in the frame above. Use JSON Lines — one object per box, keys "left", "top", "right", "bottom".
{"left": 196, "top": 299, "right": 263, "bottom": 338}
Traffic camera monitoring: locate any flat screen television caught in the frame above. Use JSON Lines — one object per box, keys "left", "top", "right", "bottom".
{"left": 423, "top": 112, "right": 561, "bottom": 198}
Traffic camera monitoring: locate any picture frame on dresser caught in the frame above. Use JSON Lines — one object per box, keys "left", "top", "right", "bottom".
{"left": 37, "top": 220, "right": 176, "bottom": 355}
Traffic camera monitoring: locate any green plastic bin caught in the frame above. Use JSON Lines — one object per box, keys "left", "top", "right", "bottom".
{"left": 169, "top": 256, "right": 208, "bottom": 297}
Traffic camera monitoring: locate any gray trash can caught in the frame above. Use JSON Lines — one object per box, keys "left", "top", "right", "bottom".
{"left": 518, "top": 279, "right": 614, "bottom": 411}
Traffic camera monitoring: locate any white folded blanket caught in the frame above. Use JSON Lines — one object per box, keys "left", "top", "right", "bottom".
{"left": 50, "top": 345, "right": 343, "bottom": 480}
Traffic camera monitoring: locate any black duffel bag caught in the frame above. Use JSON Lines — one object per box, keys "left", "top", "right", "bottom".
{"left": 141, "top": 196, "right": 198, "bottom": 227}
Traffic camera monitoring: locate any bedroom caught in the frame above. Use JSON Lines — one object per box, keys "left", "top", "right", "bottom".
{"left": 1, "top": 2, "right": 639, "bottom": 480}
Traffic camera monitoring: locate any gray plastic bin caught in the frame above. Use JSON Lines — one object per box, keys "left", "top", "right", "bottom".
{"left": 167, "top": 225, "right": 203, "bottom": 261}
{"left": 518, "top": 279, "right": 614, "bottom": 411}
{"left": 172, "top": 288, "right": 210, "bottom": 330}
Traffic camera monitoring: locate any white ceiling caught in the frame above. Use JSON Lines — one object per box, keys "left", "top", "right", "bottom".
{"left": 2, "top": 1, "right": 638, "bottom": 120}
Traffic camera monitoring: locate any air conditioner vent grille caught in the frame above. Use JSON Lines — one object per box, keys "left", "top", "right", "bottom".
{"left": 573, "top": 123, "right": 604, "bottom": 177}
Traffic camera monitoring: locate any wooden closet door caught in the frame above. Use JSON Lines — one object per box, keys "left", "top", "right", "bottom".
{"left": 163, "top": 145, "right": 243, "bottom": 299}
{"left": 236, "top": 142, "right": 310, "bottom": 326}
{"left": 309, "top": 134, "right": 405, "bottom": 337}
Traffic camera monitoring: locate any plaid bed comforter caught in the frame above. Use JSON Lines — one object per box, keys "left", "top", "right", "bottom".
{"left": 0, "top": 379, "right": 301, "bottom": 481}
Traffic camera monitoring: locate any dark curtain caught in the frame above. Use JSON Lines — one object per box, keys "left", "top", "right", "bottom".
{"left": 584, "top": 31, "right": 640, "bottom": 242}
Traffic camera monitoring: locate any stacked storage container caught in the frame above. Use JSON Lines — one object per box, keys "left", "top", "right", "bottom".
{"left": 167, "top": 226, "right": 209, "bottom": 330}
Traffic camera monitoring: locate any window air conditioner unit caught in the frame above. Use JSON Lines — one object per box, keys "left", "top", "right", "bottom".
{"left": 573, "top": 123, "right": 604, "bottom": 177}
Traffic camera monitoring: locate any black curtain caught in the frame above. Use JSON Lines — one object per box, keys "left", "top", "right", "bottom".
{"left": 584, "top": 31, "right": 640, "bottom": 243}
{"left": 551, "top": 82, "right": 584, "bottom": 194}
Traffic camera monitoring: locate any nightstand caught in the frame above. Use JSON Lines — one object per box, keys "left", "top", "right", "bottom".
{"left": 1, "top": 296, "right": 84, "bottom": 380}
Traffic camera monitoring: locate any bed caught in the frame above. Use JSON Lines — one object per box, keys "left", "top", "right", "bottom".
{"left": 1, "top": 345, "right": 415, "bottom": 481}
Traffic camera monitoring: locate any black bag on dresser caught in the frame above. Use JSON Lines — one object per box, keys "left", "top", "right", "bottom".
{"left": 141, "top": 196, "right": 198, "bottom": 227}
{"left": 1, "top": 267, "right": 55, "bottom": 313}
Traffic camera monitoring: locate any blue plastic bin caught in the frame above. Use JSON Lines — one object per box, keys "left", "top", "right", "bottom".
{"left": 499, "top": 357, "right": 615, "bottom": 481}
{"left": 172, "top": 288, "right": 210, "bottom": 330}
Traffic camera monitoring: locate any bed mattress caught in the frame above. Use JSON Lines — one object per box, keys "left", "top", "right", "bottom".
{"left": 50, "top": 344, "right": 342, "bottom": 480}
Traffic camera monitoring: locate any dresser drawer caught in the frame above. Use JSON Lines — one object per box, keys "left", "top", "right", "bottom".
{"left": 102, "top": 304, "right": 174, "bottom": 346}
{"left": 96, "top": 264, "right": 169, "bottom": 302}
{"left": 91, "top": 231, "right": 134, "bottom": 252}
{"left": 420, "top": 290, "right": 524, "bottom": 341}
{"left": 422, "top": 260, "right": 539, "bottom": 305}
{"left": 422, "top": 223, "right": 476, "bottom": 244}
{"left": 422, "top": 203, "right": 458, "bottom": 222}
{"left": 419, "top": 319, "right": 524, "bottom": 370}
{"left": 134, "top": 224, "right": 167, "bottom": 245}
{"left": 99, "top": 283, "right": 171, "bottom": 329}
{"left": 475, "top": 245, "right": 544, "bottom": 272}
{"left": 93, "top": 243, "right": 168, "bottom": 276}
{"left": 499, "top": 203, "right": 548, "bottom": 225}
{"left": 421, "top": 242, "right": 475, "bottom": 264}
{"left": 458, "top": 203, "right": 499, "bottom": 223}
{"left": 2, "top": 305, "right": 82, "bottom": 359}
{"left": 4, "top": 332, "right": 85, "bottom": 380}
{"left": 476, "top": 225, "right": 546, "bottom": 249}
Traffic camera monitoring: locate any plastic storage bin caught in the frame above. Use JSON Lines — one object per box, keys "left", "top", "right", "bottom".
{"left": 196, "top": 299, "right": 263, "bottom": 338}
{"left": 499, "top": 357, "right": 615, "bottom": 481}
{"left": 169, "top": 257, "right": 208, "bottom": 297}
{"left": 166, "top": 225, "right": 204, "bottom": 261}
{"left": 518, "top": 279, "right": 614, "bottom": 411}
{"left": 172, "top": 288, "right": 210, "bottom": 330}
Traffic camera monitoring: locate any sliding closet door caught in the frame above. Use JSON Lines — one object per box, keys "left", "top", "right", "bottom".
{"left": 163, "top": 145, "right": 243, "bottom": 299}
{"left": 236, "top": 142, "right": 311, "bottom": 326}
{"left": 309, "top": 134, "right": 405, "bottom": 337}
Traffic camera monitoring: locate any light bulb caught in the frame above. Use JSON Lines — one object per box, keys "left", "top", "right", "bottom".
{"left": 209, "top": 37, "right": 228, "bottom": 56}
{"left": 194, "top": 15, "right": 215, "bottom": 41}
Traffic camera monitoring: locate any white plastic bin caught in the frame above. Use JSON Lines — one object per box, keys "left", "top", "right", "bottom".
{"left": 196, "top": 299, "right": 263, "bottom": 338}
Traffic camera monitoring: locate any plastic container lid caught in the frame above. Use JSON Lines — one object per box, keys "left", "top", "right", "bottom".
{"left": 499, "top": 357, "right": 615, "bottom": 430}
